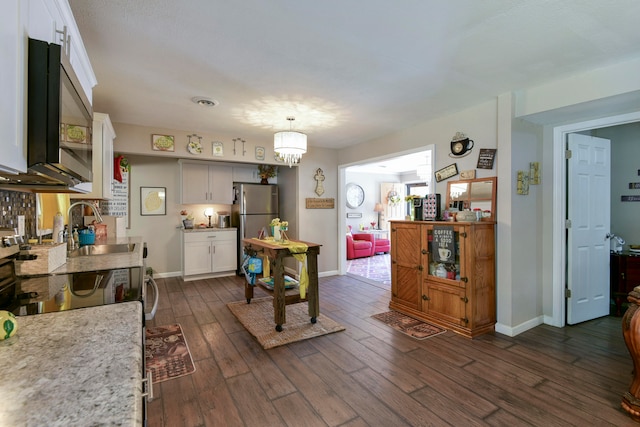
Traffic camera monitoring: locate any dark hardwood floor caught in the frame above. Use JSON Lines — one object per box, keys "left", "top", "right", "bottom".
{"left": 146, "top": 274, "right": 637, "bottom": 426}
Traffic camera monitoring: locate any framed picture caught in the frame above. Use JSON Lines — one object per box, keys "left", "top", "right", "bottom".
{"left": 435, "top": 163, "right": 458, "bottom": 182}
{"left": 255, "top": 146, "right": 265, "bottom": 160}
{"left": 212, "top": 141, "right": 224, "bottom": 157}
{"left": 477, "top": 148, "right": 497, "bottom": 169}
{"left": 151, "top": 134, "right": 175, "bottom": 152}
{"left": 140, "top": 187, "right": 166, "bottom": 215}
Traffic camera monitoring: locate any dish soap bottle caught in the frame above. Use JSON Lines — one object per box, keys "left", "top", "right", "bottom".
{"left": 73, "top": 228, "right": 79, "bottom": 247}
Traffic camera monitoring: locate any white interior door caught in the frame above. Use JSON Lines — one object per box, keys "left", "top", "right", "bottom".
{"left": 566, "top": 133, "right": 611, "bottom": 324}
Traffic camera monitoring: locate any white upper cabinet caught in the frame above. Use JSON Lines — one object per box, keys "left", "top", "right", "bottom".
{"left": 180, "top": 161, "right": 233, "bottom": 205}
{"left": 0, "top": 0, "right": 27, "bottom": 173}
{"left": 27, "top": 0, "right": 96, "bottom": 103}
{"left": 0, "top": 0, "right": 96, "bottom": 175}
{"left": 70, "top": 113, "right": 115, "bottom": 199}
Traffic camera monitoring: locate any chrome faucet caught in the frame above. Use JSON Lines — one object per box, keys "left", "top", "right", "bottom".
{"left": 67, "top": 201, "right": 103, "bottom": 252}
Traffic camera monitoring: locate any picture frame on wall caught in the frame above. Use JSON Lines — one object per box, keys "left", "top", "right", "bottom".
{"left": 151, "top": 134, "right": 175, "bottom": 152}
{"left": 140, "top": 187, "right": 166, "bottom": 215}
{"left": 435, "top": 163, "right": 459, "bottom": 182}
{"left": 477, "top": 148, "right": 497, "bottom": 169}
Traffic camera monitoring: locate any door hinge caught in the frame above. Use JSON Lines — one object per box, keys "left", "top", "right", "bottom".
{"left": 565, "top": 219, "right": 572, "bottom": 228}
{"left": 565, "top": 289, "right": 571, "bottom": 299}
{"left": 565, "top": 149, "right": 572, "bottom": 159}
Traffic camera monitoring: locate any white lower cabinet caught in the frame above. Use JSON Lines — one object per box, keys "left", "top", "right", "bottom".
{"left": 182, "top": 230, "right": 237, "bottom": 280}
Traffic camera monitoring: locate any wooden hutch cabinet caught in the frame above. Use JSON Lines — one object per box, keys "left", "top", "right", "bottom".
{"left": 390, "top": 220, "right": 496, "bottom": 338}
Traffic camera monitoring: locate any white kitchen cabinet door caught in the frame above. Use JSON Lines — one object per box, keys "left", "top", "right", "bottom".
{"left": 181, "top": 163, "right": 210, "bottom": 204}
{"left": 209, "top": 166, "right": 233, "bottom": 204}
{"left": 28, "top": 0, "right": 96, "bottom": 104}
{"left": 211, "top": 237, "right": 237, "bottom": 273}
{"left": 0, "top": 0, "right": 27, "bottom": 174}
{"left": 183, "top": 240, "right": 213, "bottom": 276}
{"left": 70, "top": 113, "right": 115, "bottom": 199}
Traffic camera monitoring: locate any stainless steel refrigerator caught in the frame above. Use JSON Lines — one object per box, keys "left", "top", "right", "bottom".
{"left": 232, "top": 183, "right": 279, "bottom": 273}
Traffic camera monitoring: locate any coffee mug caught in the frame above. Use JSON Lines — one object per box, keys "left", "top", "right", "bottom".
{"left": 438, "top": 248, "right": 451, "bottom": 260}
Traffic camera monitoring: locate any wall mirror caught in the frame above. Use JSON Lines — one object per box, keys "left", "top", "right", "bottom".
{"left": 446, "top": 177, "right": 497, "bottom": 220}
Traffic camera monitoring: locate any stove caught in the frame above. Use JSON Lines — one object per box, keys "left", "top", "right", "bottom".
{"left": 0, "top": 243, "right": 157, "bottom": 320}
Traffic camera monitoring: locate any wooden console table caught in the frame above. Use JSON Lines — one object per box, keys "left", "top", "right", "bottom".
{"left": 611, "top": 252, "right": 640, "bottom": 316}
{"left": 242, "top": 238, "right": 321, "bottom": 332}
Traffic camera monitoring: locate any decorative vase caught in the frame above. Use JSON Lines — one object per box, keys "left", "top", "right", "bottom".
{"left": 260, "top": 177, "right": 269, "bottom": 184}
{"left": 273, "top": 225, "right": 281, "bottom": 241}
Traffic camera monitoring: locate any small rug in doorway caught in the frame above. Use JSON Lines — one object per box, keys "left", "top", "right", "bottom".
{"left": 372, "top": 311, "right": 446, "bottom": 340}
{"left": 145, "top": 324, "right": 195, "bottom": 384}
{"left": 227, "top": 297, "right": 345, "bottom": 350}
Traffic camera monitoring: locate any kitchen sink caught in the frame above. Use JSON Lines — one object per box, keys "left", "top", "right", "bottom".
{"left": 68, "top": 243, "right": 136, "bottom": 258}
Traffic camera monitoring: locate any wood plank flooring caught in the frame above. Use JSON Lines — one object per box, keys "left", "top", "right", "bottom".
{"left": 145, "top": 274, "right": 638, "bottom": 426}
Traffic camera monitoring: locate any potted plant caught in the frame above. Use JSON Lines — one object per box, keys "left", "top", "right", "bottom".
{"left": 258, "top": 165, "right": 277, "bottom": 184}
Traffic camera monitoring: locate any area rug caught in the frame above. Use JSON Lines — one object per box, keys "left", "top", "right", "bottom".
{"left": 227, "top": 297, "right": 346, "bottom": 350}
{"left": 145, "top": 324, "right": 195, "bottom": 384}
{"left": 372, "top": 311, "right": 446, "bottom": 339}
{"left": 347, "top": 253, "right": 391, "bottom": 285}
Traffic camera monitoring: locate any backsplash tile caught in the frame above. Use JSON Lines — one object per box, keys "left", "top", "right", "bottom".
{"left": 0, "top": 190, "right": 37, "bottom": 237}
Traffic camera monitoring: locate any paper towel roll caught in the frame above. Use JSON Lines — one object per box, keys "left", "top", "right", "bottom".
{"left": 52, "top": 212, "right": 64, "bottom": 243}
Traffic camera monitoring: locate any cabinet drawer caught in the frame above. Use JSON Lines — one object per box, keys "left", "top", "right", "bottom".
{"left": 184, "top": 230, "right": 236, "bottom": 243}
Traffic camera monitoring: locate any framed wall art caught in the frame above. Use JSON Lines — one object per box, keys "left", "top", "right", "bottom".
{"left": 435, "top": 163, "right": 459, "bottom": 182}
{"left": 477, "top": 148, "right": 497, "bottom": 169}
{"left": 151, "top": 134, "right": 175, "bottom": 152}
{"left": 140, "top": 187, "right": 166, "bottom": 215}
{"left": 212, "top": 141, "right": 224, "bottom": 156}
{"left": 255, "top": 146, "right": 265, "bottom": 160}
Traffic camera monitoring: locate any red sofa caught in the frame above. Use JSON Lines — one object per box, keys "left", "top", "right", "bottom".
{"left": 346, "top": 232, "right": 375, "bottom": 260}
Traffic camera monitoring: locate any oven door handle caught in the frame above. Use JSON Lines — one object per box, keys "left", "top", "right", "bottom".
{"left": 145, "top": 276, "right": 159, "bottom": 321}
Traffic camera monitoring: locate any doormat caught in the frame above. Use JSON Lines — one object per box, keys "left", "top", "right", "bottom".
{"left": 145, "top": 324, "right": 195, "bottom": 384}
{"left": 371, "top": 311, "right": 446, "bottom": 339}
{"left": 227, "top": 297, "right": 345, "bottom": 350}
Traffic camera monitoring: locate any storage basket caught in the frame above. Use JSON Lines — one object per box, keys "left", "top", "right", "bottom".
{"left": 78, "top": 230, "right": 95, "bottom": 246}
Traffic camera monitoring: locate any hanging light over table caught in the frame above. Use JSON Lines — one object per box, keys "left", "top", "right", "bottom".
{"left": 416, "top": 164, "right": 430, "bottom": 180}
{"left": 274, "top": 116, "right": 307, "bottom": 167}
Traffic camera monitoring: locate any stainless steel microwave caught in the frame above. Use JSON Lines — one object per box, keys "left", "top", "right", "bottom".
{"left": 25, "top": 38, "right": 93, "bottom": 187}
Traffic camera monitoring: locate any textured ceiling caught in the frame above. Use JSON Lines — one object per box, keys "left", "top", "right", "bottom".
{"left": 69, "top": 0, "right": 640, "bottom": 152}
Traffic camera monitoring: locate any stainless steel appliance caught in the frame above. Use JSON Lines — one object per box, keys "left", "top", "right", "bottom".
{"left": 0, "top": 245, "right": 157, "bottom": 320}
{"left": 232, "top": 183, "right": 279, "bottom": 273}
{"left": 0, "top": 38, "right": 93, "bottom": 191}
{"left": 217, "top": 213, "right": 230, "bottom": 228}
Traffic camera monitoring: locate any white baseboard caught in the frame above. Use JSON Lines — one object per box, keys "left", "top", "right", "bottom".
{"left": 495, "top": 315, "right": 544, "bottom": 337}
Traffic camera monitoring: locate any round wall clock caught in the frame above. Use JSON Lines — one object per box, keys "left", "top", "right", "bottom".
{"left": 346, "top": 183, "right": 365, "bottom": 208}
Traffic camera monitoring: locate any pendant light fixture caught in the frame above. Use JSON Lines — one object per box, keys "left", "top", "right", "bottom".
{"left": 416, "top": 164, "right": 430, "bottom": 180}
{"left": 274, "top": 116, "right": 307, "bottom": 167}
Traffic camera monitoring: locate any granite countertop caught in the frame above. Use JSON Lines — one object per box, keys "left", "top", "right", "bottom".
{"left": 182, "top": 227, "right": 236, "bottom": 233}
{"left": 49, "top": 236, "right": 144, "bottom": 274}
{"left": 0, "top": 302, "right": 143, "bottom": 426}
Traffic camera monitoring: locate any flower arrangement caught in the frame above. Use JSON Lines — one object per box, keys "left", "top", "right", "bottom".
{"left": 270, "top": 218, "right": 288, "bottom": 229}
{"left": 404, "top": 194, "right": 420, "bottom": 202}
{"left": 258, "top": 164, "right": 278, "bottom": 179}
